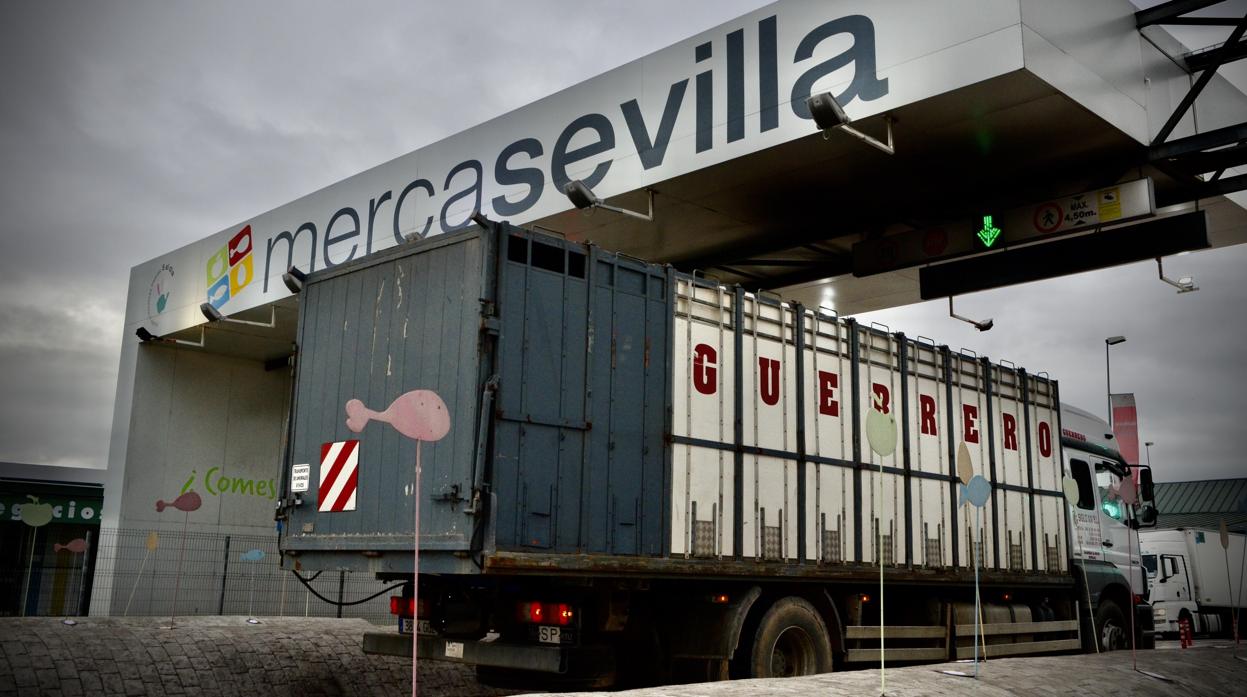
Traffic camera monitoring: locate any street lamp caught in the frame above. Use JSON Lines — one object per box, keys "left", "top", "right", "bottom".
{"left": 1105, "top": 336, "right": 1126, "bottom": 425}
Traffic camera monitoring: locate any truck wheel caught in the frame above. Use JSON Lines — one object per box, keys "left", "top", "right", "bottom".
{"left": 749, "top": 597, "right": 833, "bottom": 678}
{"left": 1095, "top": 600, "right": 1128, "bottom": 651}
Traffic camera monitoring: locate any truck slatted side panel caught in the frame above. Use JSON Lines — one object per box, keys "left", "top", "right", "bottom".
{"left": 670, "top": 280, "right": 1067, "bottom": 576}
{"left": 903, "top": 338, "right": 951, "bottom": 569}
{"left": 284, "top": 231, "right": 488, "bottom": 569}
{"left": 1028, "top": 373, "right": 1065, "bottom": 573}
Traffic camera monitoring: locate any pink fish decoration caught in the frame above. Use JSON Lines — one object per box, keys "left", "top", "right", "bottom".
{"left": 1108, "top": 477, "right": 1137, "bottom": 506}
{"left": 54, "top": 538, "right": 88, "bottom": 554}
{"left": 156, "top": 490, "right": 202, "bottom": 513}
{"left": 346, "top": 390, "right": 450, "bottom": 442}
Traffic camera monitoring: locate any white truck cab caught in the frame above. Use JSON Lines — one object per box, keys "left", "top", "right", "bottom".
{"left": 1059, "top": 404, "right": 1157, "bottom": 649}
{"left": 1141, "top": 528, "right": 1246, "bottom": 636}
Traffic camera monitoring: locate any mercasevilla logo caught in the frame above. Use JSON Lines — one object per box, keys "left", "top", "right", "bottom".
{"left": 259, "top": 11, "right": 887, "bottom": 289}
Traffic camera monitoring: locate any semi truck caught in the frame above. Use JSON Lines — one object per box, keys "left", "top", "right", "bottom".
{"left": 274, "top": 220, "right": 1155, "bottom": 687}
{"left": 1141, "top": 528, "right": 1245, "bottom": 637}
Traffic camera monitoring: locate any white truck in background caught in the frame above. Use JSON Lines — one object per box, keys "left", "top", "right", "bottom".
{"left": 1142, "top": 528, "right": 1246, "bottom": 636}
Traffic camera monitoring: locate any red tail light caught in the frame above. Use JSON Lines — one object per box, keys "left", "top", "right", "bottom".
{"left": 388, "top": 596, "right": 419, "bottom": 617}
{"left": 517, "top": 601, "right": 574, "bottom": 626}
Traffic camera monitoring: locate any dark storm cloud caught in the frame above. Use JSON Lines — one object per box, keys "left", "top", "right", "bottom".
{"left": 0, "top": 1, "right": 1244, "bottom": 484}
{"left": 0, "top": 1, "right": 764, "bottom": 469}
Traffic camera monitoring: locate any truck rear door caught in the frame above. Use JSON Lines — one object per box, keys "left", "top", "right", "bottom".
{"left": 280, "top": 231, "right": 490, "bottom": 572}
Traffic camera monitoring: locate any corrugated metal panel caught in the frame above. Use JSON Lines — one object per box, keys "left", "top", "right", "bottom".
{"left": 284, "top": 231, "right": 487, "bottom": 562}
{"left": 1155, "top": 513, "right": 1247, "bottom": 533}
{"left": 1155, "top": 478, "right": 1247, "bottom": 514}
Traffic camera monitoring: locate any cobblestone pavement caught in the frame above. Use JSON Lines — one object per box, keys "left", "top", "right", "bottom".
{"left": 2, "top": 616, "right": 1243, "bottom": 696}
{"left": 534, "top": 642, "right": 1247, "bottom": 697}
{"left": 0, "top": 616, "right": 511, "bottom": 697}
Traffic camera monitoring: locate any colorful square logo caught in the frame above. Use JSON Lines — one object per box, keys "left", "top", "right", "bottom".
{"left": 206, "top": 225, "right": 254, "bottom": 310}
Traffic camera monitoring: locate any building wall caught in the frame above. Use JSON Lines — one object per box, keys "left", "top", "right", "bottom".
{"left": 119, "top": 343, "right": 290, "bottom": 534}
{"left": 92, "top": 343, "right": 294, "bottom": 617}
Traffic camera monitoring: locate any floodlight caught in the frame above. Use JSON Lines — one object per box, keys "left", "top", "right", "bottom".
{"left": 562, "top": 181, "right": 654, "bottom": 221}
{"left": 805, "top": 92, "right": 894, "bottom": 155}
{"left": 1156, "top": 257, "right": 1198, "bottom": 294}
{"left": 948, "top": 297, "right": 993, "bottom": 332}
{"left": 200, "top": 303, "right": 277, "bottom": 328}
{"left": 282, "top": 266, "right": 308, "bottom": 294}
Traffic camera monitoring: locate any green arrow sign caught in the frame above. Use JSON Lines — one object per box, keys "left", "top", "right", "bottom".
{"left": 976, "top": 215, "right": 1002, "bottom": 248}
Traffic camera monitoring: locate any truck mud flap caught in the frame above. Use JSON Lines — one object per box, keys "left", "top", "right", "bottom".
{"left": 362, "top": 632, "right": 565, "bottom": 673}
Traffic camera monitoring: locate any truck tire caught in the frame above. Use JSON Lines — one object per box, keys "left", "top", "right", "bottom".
{"left": 749, "top": 597, "right": 833, "bottom": 678}
{"left": 1095, "top": 599, "right": 1128, "bottom": 651}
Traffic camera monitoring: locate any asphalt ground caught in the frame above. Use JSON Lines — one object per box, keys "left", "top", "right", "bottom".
{"left": 1, "top": 616, "right": 1243, "bottom": 696}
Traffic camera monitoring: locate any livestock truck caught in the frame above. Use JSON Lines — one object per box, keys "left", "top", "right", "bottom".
{"left": 274, "top": 220, "right": 1156, "bottom": 687}
{"left": 1141, "top": 528, "right": 1245, "bottom": 637}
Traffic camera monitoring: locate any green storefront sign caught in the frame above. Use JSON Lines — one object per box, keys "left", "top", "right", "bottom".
{"left": 0, "top": 494, "right": 102, "bottom": 525}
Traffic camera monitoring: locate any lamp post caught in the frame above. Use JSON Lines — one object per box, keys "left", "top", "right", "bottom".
{"left": 1105, "top": 336, "right": 1126, "bottom": 425}
{"left": 1145, "top": 441, "right": 1154, "bottom": 468}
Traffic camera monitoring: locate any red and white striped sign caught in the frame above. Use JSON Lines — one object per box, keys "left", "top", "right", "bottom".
{"left": 319, "top": 440, "right": 359, "bottom": 512}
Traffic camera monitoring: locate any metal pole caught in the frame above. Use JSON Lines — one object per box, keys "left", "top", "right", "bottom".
{"left": 218, "top": 535, "right": 231, "bottom": 615}
{"left": 337, "top": 571, "right": 345, "bottom": 618}
{"left": 974, "top": 505, "right": 981, "bottom": 678}
{"left": 20, "top": 526, "right": 36, "bottom": 617}
{"left": 77, "top": 530, "right": 92, "bottom": 616}
{"left": 166, "top": 510, "right": 190, "bottom": 629}
{"left": 1105, "top": 342, "right": 1111, "bottom": 426}
{"left": 413, "top": 441, "right": 423, "bottom": 697}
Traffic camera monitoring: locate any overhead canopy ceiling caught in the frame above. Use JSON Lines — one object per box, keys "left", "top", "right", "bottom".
{"left": 535, "top": 68, "right": 1247, "bottom": 314}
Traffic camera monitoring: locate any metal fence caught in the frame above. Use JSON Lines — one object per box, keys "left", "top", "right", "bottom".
{"left": 5, "top": 527, "right": 397, "bottom": 623}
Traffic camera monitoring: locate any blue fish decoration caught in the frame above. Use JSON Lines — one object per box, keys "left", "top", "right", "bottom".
{"left": 240, "top": 548, "right": 265, "bottom": 562}
{"left": 959, "top": 475, "right": 991, "bottom": 508}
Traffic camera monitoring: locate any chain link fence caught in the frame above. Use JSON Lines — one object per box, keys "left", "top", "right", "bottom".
{"left": 4, "top": 526, "right": 397, "bottom": 623}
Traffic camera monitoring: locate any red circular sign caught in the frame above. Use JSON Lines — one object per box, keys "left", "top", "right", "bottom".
{"left": 922, "top": 227, "right": 948, "bottom": 257}
{"left": 1033, "top": 202, "right": 1062, "bottom": 234}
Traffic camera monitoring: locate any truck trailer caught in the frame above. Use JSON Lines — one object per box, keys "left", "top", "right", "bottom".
{"left": 1142, "top": 528, "right": 1245, "bottom": 637}
{"left": 275, "top": 220, "right": 1155, "bottom": 687}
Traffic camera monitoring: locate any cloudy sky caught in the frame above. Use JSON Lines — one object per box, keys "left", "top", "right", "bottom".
{"left": 0, "top": 1, "right": 1243, "bottom": 483}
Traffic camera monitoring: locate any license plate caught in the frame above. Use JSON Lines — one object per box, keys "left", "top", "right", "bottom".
{"left": 399, "top": 618, "right": 435, "bottom": 635}
{"left": 537, "top": 626, "right": 561, "bottom": 644}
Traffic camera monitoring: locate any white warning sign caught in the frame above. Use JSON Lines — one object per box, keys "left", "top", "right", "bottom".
{"left": 291, "top": 463, "right": 311, "bottom": 493}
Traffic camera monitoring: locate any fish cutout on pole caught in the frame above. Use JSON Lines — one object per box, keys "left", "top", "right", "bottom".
{"left": 865, "top": 401, "right": 897, "bottom": 457}
{"left": 54, "top": 539, "right": 88, "bottom": 554}
{"left": 1108, "top": 476, "right": 1137, "bottom": 506}
{"left": 156, "top": 489, "right": 200, "bottom": 629}
{"left": 126, "top": 532, "right": 160, "bottom": 616}
{"left": 1061, "top": 477, "right": 1081, "bottom": 507}
{"left": 957, "top": 443, "right": 974, "bottom": 486}
{"left": 156, "top": 491, "right": 202, "bottom": 513}
{"left": 346, "top": 390, "right": 450, "bottom": 441}
{"left": 347, "top": 389, "right": 451, "bottom": 697}
{"left": 956, "top": 445, "right": 989, "bottom": 679}
{"left": 960, "top": 475, "right": 991, "bottom": 508}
